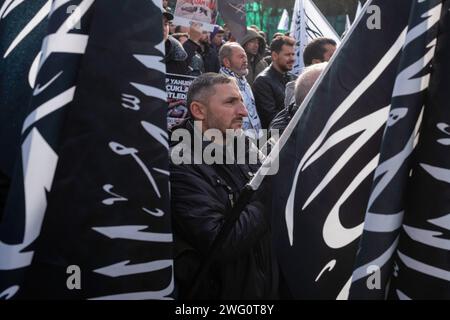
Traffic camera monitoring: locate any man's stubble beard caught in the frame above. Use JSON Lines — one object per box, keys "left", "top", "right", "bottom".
{"left": 240, "top": 68, "right": 249, "bottom": 77}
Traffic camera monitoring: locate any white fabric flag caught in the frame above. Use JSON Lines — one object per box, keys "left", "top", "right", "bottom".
{"left": 290, "top": 0, "right": 341, "bottom": 75}
{"left": 278, "top": 9, "right": 290, "bottom": 31}
{"left": 290, "top": 0, "right": 307, "bottom": 75}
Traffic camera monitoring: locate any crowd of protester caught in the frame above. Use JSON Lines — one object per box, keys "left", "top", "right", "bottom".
{"left": 162, "top": 5, "right": 337, "bottom": 134}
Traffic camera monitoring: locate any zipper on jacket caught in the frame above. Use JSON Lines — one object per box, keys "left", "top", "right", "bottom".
{"left": 213, "top": 176, "right": 235, "bottom": 208}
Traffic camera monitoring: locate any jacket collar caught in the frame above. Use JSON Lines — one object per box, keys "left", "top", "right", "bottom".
{"left": 268, "top": 64, "right": 293, "bottom": 84}
{"left": 269, "top": 64, "right": 284, "bottom": 80}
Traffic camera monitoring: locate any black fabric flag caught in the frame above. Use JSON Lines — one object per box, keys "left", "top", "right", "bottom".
{"left": 0, "top": 0, "right": 173, "bottom": 300}
{"left": 217, "top": 0, "right": 247, "bottom": 42}
{"left": 272, "top": 0, "right": 416, "bottom": 299}
{"left": 0, "top": 0, "right": 49, "bottom": 191}
{"left": 348, "top": 0, "right": 447, "bottom": 299}
{"left": 390, "top": 0, "right": 450, "bottom": 298}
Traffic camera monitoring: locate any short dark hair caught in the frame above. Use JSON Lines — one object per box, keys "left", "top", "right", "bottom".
{"left": 270, "top": 36, "right": 295, "bottom": 54}
{"left": 303, "top": 37, "right": 337, "bottom": 66}
{"left": 187, "top": 73, "right": 235, "bottom": 119}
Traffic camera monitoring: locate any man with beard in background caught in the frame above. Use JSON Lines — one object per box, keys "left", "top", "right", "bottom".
{"left": 239, "top": 28, "right": 268, "bottom": 86}
{"left": 219, "top": 42, "right": 262, "bottom": 139}
{"left": 253, "top": 36, "right": 296, "bottom": 128}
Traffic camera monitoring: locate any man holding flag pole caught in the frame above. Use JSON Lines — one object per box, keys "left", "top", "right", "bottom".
{"left": 179, "top": 0, "right": 449, "bottom": 301}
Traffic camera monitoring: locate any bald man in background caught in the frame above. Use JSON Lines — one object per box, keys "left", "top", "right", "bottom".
{"left": 269, "top": 62, "right": 327, "bottom": 134}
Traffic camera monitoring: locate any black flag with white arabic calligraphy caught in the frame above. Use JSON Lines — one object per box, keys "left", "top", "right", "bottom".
{"left": 0, "top": 0, "right": 173, "bottom": 299}
{"left": 348, "top": 0, "right": 446, "bottom": 300}
{"left": 0, "top": 0, "right": 95, "bottom": 299}
{"left": 0, "top": 0, "right": 49, "bottom": 211}
{"left": 271, "top": 0, "right": 415, "bottom": 299}
{"left": 390, "top": 1, "right": 450, "bottom": 297}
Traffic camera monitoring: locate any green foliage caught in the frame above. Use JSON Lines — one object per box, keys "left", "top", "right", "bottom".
{"left": 248, "top": 0, "right": 369, "bottom": 38}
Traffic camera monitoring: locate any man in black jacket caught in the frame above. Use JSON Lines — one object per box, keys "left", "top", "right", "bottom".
{"left": 253, "top": 36, "right": 296, "bottom": 129}
{"left": 182, "top": 24, "right": 204, "bottom": 76}
{"left": 170, "top": 73, "right": 278, "bottom": 299}
{"left": 162, "top": 9, "right": 190, "bottom": 75}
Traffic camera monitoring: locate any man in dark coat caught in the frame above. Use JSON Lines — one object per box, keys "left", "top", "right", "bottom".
{"left": 182, "top": 22, "right": 205, "bottom": 76}
{"left": 253, "top": 36, "right": 297, "bottom": 129}
{"left": 202, "top": 26, "right": 224, "bottom": 73}
{"left": 162, "top": 9, "right": 190, "bottom": 75}
{"left": 169, "top": 73, "right": 278, "bottom": 299}
{"left": 303, "top": 37, "right": 337, "bottom": 67}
